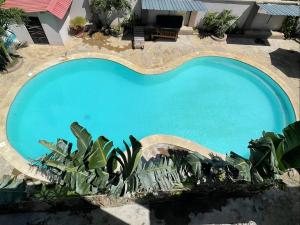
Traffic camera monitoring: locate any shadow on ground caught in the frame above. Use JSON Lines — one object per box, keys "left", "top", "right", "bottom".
{"left": 226, "top": 37, "right": 270, "bottom": 46}
{"left": 0, "top": 186, "right": 299, "bottom": 225}
{"left": 269, "top": 48, "right": 300, "bottom": 79}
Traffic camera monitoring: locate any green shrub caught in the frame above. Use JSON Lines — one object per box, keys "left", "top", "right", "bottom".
{"left": 203, "top": 10, "right": 237, "bottom": 38}
{"left": 282, "top": 16, "right": 298, "bottom": 39}
{"left": 69, "top": 16, "right": 87, "bottom": 35}
{"left": 70, "top": 16, "right": 87, "bottom": 28}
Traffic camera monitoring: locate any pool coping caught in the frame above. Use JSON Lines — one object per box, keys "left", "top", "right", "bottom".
{"left": 0, "top": 51, "right": 298, "bottom": 182}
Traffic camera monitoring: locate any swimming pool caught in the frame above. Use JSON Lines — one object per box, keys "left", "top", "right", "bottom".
{"left": 6, "top": 57, "right": 296, "bottom": 160}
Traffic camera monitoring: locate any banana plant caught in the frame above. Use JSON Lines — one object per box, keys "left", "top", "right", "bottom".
{"left": 38, "top": 122, "right": 143, "bottom": 196}
{"left": 38, "top": 122, "right": 115, "bottom": 195}
{"left": 247, "top": 121, "right": 300, "bottom": 181}
{"left": 113, "top": 135, "right": 143, "bottom": 180}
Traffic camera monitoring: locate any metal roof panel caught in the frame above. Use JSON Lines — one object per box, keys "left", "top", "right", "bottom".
{"left": 142, "top": 0, "right": 207, "bottom": 12}
{"left": 258, "top": 3, "right": 300, "bottom": 16}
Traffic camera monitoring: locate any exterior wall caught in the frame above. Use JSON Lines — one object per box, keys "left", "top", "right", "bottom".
{"left": 69, "top": 0, "right": 92, "bottom": 20}
{"left": 9, "top": 0, "right": 92, "bottom": 45}
{"left": 250, "top": 14, "right": 286, "bottom": 31}
{"left": 8, "top": 24, "right": 33, "bottom": 44}
{"left": 9, "top": 12, "right": 64, "bottom": 45}
{"left": 37, "top": 13, "right": 64, "bottom": 45}
{"left": 193, "top": 1, "right": 253, "bottom": 28}
{"left": 59, "top": 11, "right": 71, "bottom": 45}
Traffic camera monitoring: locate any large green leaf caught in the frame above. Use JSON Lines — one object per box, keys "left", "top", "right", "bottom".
{"left": 87, "top": 136, "right": 113, "bottom": 169}
{"left": 71, "top": 122, "right": 93, "bottom": 159}
{"left": 91, "top": 169, "right": 109, "bottom": 190}
{"left": 280, "top": 121, "right": 300, "bottom": 169}
{"left": 127, "top": 156, "right": 183, "bottom": 194}
{"left": 39, "top": 140, "right": 68, "bottom": 159}
{"left": 226, "top": 152, "right": 251, "bottom": 182}
{"left": 115, "top": 136, "right": 142, "bottom": 180}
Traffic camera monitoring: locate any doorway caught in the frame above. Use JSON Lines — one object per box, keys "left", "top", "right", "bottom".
{"left": 25, "top": 17, "right": 49, "bottom": 44}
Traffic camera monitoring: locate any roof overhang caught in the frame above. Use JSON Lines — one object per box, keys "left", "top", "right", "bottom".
{"left": 257, "top": 3, "right": 300, "bottom": 16}
{"left": 142, "top": 0, "right": 207, "bottom": 12}
{"left": 1, "top": 0, "right": 73, "bottom": 19}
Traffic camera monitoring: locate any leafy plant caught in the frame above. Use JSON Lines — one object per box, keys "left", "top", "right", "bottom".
{"left": 0, "top": 0, "right": 27, "bottom": 67}
{"left": 282, "top": 16, "right": 298, "bottom": 39}
{"left": 127, "top": 155, "right": 183, "bottom": 193}
{"left": 34, "top": 185, "right": 70, "bottom": 201}
{"left": 0, "top": 0, "right": 27, "bottom": 36}
{"left": 35, "top": 120, "right": 300, "bottom": 198}
{"left": 0, "top": 39, "right": 9, "bottom": 71}
{"left": 203, "top": 10, "right": 237, "bottom": 38}
{"left": 69, "top": 16, "right": 87, "bottom": 35}
{"left": 91, "top": 0, "right": 131, "bottom": 29}
{"left": 37, "top": 122, "right": 114, "bottom": 195}
{"left": 249, "top": 121, "right": 300, "bottom": 175}
{"left": 227, "top": 121, "right": 300, "bottom": 182}
{"left": 37, "top": 122, "right": 143, "bottom": 196}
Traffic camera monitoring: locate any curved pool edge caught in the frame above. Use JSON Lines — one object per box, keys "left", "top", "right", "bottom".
{"left": 0, "top": 51, "right": 298, "bottom": 181}
{"left": 140, "top": 135, "right": 226, "bottom": 160}
{"left": 0, "top": 134, "right": 224, "bottom": 182}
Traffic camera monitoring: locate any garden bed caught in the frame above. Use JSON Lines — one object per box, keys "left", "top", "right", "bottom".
{"left": 0, "top": 56, "right": 23, "bottom": 74}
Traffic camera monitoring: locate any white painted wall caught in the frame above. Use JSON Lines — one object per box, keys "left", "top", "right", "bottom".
{"left": 8, "top": 0, "right": 92, "bottom": 45}
{"left": 8, "top": 24, "right": 33, "bottom": 44}
{"left": 38, "top": 13, "right": 64, "bottom": 45}
{"left": 59, "top": 12, "right": 71, "bottom": 45}
{"left": 250, "top": 13, "right": 286, "bottom": 31}
{"left": 69, "top": 0, "right": 92, "bottom": 20}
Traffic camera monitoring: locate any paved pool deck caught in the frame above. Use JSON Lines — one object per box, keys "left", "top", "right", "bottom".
{"left": 0, "top": 35, "right": 299, "bottom": 177}
{"left": 0, "top": 34, "right": 299, "bottom": 225}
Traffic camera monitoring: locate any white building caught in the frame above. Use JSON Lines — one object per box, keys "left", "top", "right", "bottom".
{"left": 2, "top": 0, "right": 299, "bottom": 45}
{"left": 2, "top": 0, "right": 91, "bottom": 45}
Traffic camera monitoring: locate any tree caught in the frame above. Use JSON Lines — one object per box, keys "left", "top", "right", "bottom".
{"left": 91, "top": 0, "right": 131, "bottom": 28}
{"left": 0, "top": 0, "right": 26, "bottom": 65}
{"left": 0, "top": 0, "right": 26, "bottom": 35}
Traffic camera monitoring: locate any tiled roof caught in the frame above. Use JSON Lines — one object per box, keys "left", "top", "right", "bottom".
{"left": 1, "top": 0, "right": 73, "bottom": 19}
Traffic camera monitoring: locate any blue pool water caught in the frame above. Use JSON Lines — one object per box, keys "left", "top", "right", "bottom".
{"left": 7, "top": 57, "right": 296, "bottom": 160}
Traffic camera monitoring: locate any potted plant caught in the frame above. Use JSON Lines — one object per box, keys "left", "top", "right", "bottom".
{"left": 203, "top": 10, "right": 237, "bottom": 41}
{"left": 69, "top": 16, "right": 87, "bottom": 37}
